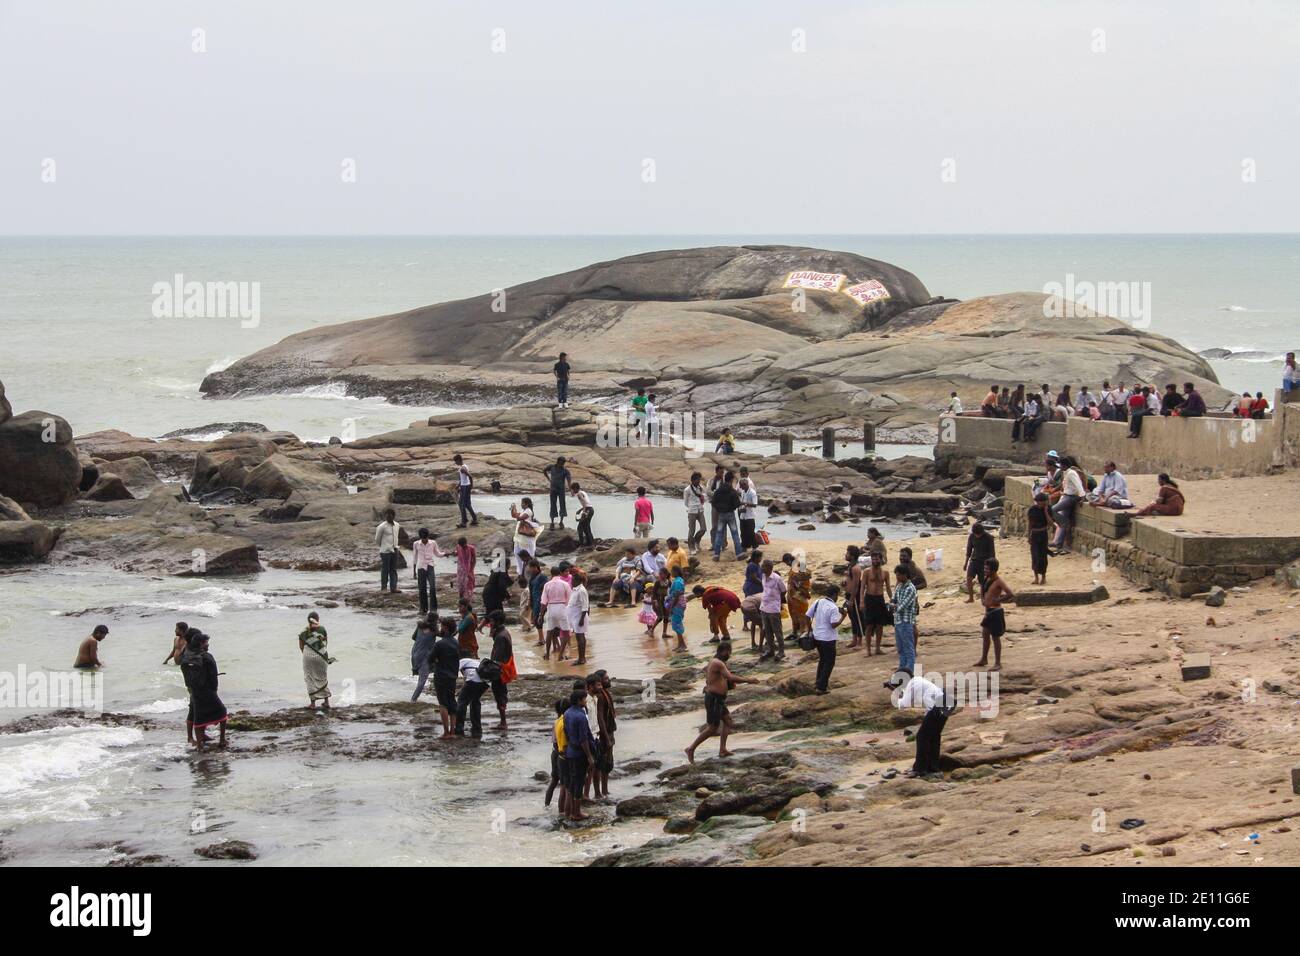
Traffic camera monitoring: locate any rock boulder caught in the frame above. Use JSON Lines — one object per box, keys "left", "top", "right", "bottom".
{"left": 0, "top": 410, "right": 83, "bottom": 508}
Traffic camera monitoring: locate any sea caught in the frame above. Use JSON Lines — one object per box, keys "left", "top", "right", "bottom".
{"left": 1, "top": 234, "right": 1296, "bottom": 865}
{"left": 2, "top": 235, "right": 1296, "bottom": 440}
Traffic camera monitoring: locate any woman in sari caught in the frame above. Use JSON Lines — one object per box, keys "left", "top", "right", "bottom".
{"left": 180, "top": 631, "right": 228, "bottom": 750}
{"left": 783, "top": 552, "right": 812, "bottom": 637}
{"left": 456, "top": 598, "right": 480, "bottom": 657}
{"left": 298, "top": 611, "right": 334, "bottom": 711}
{"left": 454, "top": 536, "right": 477, "bottom": 602}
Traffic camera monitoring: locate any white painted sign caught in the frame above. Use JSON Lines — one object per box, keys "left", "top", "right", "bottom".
{"left": 784, "top": 270, "right": 846, "bottom": 293}
{"left": 843, "top": 279, "right": 891, "bottom": 306}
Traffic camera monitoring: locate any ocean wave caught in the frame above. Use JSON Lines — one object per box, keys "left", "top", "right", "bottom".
{"left": 152, "top": 377, "right": 202, "bottom": 392}
{"left": 1219, "top": 305, "right": 1250, "bottom": 312}
{"left": 0, "top": 725, "right": 144, "bottom": 798}
{"left": 205, "top": 355, "right": 237, "bottom": 375}
{"left": 126, "top": 585, "right": 288, "bottom": 617}
{"left": 131, "top": 698, "right": 190, "bottom": 715}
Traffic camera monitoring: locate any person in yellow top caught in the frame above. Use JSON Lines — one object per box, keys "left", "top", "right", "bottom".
{"left": 783, "top": 552, "right": 812, "bottom": 637}
{"left": 546, "top": 697, "right": 570, "bottom": 814}
{"left": 664, "top": 536, "right": 690, "bottom": 577}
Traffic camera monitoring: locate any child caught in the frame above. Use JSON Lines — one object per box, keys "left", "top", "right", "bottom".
{"left": 651, "top": 567, "right": 671, "bottom": 639}
{"left": 668, "top": 566, "right": 689, "bottom": 653}
{"left": 637, "top": 589, "right": 659, "bottom": 635}
{"left": 546, "top": 697, "right": 569, "bottom": 813}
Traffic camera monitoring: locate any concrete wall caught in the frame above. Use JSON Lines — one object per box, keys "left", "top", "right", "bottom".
{"left": 935, "top": 412, "right": 1283, "bottom": 478}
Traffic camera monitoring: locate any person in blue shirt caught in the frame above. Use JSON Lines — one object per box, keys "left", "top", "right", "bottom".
{"left": 562, "top": 689, "right": 597, "bottom": 821}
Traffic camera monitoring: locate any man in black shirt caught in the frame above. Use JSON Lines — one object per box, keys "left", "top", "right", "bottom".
{"left": 432, "top": 620, "right": 461, "bottom": 740}
{"left": 710, "top": 472, "right": 744, "bottom": 561}
{"left": 487, "top": 610, "right": 513, "bottom": 729}
{"left": 553, "top": 352, "right": 571, "bottom": 408}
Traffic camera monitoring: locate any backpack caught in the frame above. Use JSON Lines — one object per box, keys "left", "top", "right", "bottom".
{"left": 477, "top": 658, "right": 503, "bottom": 682}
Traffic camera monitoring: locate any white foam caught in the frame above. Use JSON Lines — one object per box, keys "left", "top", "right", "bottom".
{"left": 205, "top": 355, "right": 237, "bottom": 375}
{"left": 131, "top": 698, "right": 191, "bottom": 715}
{"left": 126, "top": 585, "right": 287, "bottom": 618}
{"left": 0, "top": 725, "right": 144, "bottom": 797}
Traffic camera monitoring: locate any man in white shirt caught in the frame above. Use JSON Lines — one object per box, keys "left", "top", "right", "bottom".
{"left": 1146, "top": 388, "right": 1161, "bottom": 414}
{"left": 807, "top": 584, "right": 844, "bottom": 694}
{"left": 738, "top": 478, "right": 759, "bottom": 549}
{"left": 946, "top": 392, "right": 963, "bottom": 415}
{"left": 570, "top": 481, "right": 595, "bottom": 548}
{"left": 1074, "top": 386, "right": 1092, "bottom": 415}
{"left": 644, "top": 393, "right": 658, "bottom": 444}
{"left": 1050, "top": 458, "right": 1087, "bottom": 549}
{"left": 683, "top": 471, "right": 709, "bottom": 554}
{"left": 567, "top": 573, "right": 591, "bottom": 665}
{"left": 375, "top": 508, "right": 403, "bottom": 594}
{"left": 1095, "top": 461, "right": 1129, "bottom": 506}
{"left": 640, "top": 540, "right": 665, "bottom": 578}
{"left": 411, "top": 527, "right": 448, "bottom": 615}
{"left": 893, "top": 674, "right": 955, "bottom": 777}
{"left": 737, "top": 466, "right": 757, "bottom": 500}
{"left": 454, "top": 657, "right": 487, "bottom": 736}
{"left": 453, "top": 454, "right": 477, "bottom": 528}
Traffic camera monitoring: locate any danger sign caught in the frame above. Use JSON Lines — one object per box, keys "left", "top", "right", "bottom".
{"left": 843, "top": 279, "right": 891, "bottom": 306}
{"left": 784, "top": 270, "right": 846, "bottom": 293}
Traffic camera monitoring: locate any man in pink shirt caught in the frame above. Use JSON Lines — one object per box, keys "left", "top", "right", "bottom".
{"left": 541, "top": 566, "right": 573, "bottom": 661}
{"left": 412, "top": 527, "right": 448, "bottom": 615}
{"left": 758, "top": 559, "right": 788, "bottom": 662}
{"left": 632, "top": 486, "right": 655, "bottom": 537}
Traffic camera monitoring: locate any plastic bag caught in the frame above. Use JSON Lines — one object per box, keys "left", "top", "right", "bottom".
{"left": 925, "top": 548, "right": 943, "bottom": 572}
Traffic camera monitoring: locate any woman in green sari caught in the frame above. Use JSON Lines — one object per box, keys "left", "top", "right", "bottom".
{"left": 298, "top": 612, "right": 335, "bottom": 711}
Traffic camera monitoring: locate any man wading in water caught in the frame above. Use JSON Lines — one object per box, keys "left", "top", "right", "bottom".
{"left": 684, "top": 642, "right": 760, "bottom": 764}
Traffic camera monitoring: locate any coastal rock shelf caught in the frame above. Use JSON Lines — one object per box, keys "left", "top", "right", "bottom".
{"left": 199, "top": 246, "right": 1226, "bottom": 435}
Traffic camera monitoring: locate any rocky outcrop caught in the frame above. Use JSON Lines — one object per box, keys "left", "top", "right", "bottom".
{"left": 0, "top": 379, "right": 10, "bottom": 424}
{"left": 241, "top": 454, "right": 345, "bottom": 500}
{"left": 201, "top": 247, "right": 1228, "bottom": 433}
{"left": 0, "top": 520, "right": 59, "bottom": 563}
{"left": 188, "top": 433, "right": 279, "bottom": 498}
{"left": 0, "top": 409, "right": 83, "bottom": 508}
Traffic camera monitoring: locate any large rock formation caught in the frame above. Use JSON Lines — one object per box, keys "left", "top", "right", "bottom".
{"left": 201, "top": 246, "right": 1228, "bottom": 435}
{"left": 0, "top": 408, "right": 83, "bottom": 508}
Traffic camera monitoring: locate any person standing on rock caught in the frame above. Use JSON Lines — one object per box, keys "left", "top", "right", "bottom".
{"left": 553, "top": 352, "right": 571, "bottom": 408}
{"left": 541, "top": 566, "right": 573, "bottom": 661}
{"left": 592, "top": 670, "right": 616, "bottom": 799}
{"left": 412, "top": 527, "right": 448, "bottom": 616}
{"left": 807, "top": 584, "right": 843, "bottom": 694}
{"left": 567, "top": 569, "right": 591, "bottom": 665}
{"left": 630, "top": 387, "right": 649, "bottom": 441}
{"left": 451, "top": 536, "right": 477, "bottom": 603}
{"left": 963, "top": 522, "right": 996, "bottom": 602}
{"left": 431, "top": 618, "right": 460, "bottom": 738}
{"left": 570, "top": 481, "right": 595, "bottom": 547}
{"left": 843, "top": 546, "right": 865, "bottom": 648}
{"left": 974, "top": 558, "right": 1014, "bottom": 672}
{"left": 683, "top": 471, "right": 709, "bottom": 554}
{"left": 644, "top": 393, "right": 659, "bottom": 444}
{"left": 783, "top": 553, "right": 811, "bottom": 638}
{"left": 738, "top": 477, "right": 758, "bottom": 550}
{"left": 486, "top": 610, "right": 515, "bottom": 729}
{"left": 858, "top": 551, "right": 893, "bottom": 656}
{"left": 889, "top": 567, "right": 919, "bottom": 678}
{"left": 180, "top": 631, "right": 228, "bottom": 750}
{"left": 454, "top": 655, "right": 488, "bottom": 737}
{"left": 375, "top": 509, "right": 403, "bottom": 594}
{"left": 632, "top": 486, "right": 655, "bottom": 537}
{"left": 684, "top": 642, "right": 760, "bottom": 764}
{"left": 562, "top": 687, "right": 598, "bottom": 820}
{"left": 452, "top": 454, "right": 478, "bottom": 528}
{"left": 298, "top": 612, "right": 335, "bottom": 711}
{"left": 758, "top": 559, "right": 787, "bottom": 662}
{"left": 510, "top": 497, "right": 539, "bottom": 574}
{"left": 710, "top": 472, "right": 743, "bottom": 561}
{"left": 667, "top": 565, "right": 689, "bottom": 653}
{"left": 1026, "top": 492, "right": 1051, "bottom": 585}
{"left": 75, "top": 624, "right": 109, "bottom": 669}
{"left": 542, "top": 456, "right": 572, "bottom": 529}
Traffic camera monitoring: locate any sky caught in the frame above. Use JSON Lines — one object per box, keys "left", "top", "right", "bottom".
{"left": 1, "top": 0, "right": 1297, "bottom": 234}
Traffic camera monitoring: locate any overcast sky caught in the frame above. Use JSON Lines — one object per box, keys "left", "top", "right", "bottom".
{"left": 2, "top": 0, "right": 1296, "bottom": 234}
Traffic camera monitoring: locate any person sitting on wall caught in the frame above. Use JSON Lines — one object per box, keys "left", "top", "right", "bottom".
{"left": 1250, "top": 392, "right": 1269, "bottom": 419}
{"left": 1132, "top": 474, "right": 1185, "bottom": 517}
{"left": 1178, "top": 382, "right": 1207, "bottom": 418}
{"left": 1093, "top": 461, "right": 1130, "bottom": 508}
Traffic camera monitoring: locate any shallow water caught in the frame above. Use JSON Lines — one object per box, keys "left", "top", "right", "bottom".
{"left": 0, "top": 565, "right": 700, "bottom": 865}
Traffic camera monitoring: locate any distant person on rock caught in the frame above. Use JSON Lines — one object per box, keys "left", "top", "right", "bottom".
{"left": 299, "top": 611, "right": 335, "bottom": 711}
{"left": 632, "top": 486, "right": 655, "bottom": 537}
{"left": 644, "top": 392, "right": 659, "bottom": 444}
{"left": 375, "top": 508, "right": 403, "bottom": 594}
{"left": 75, "top": 624, "right": 109, "bottom": 669}
{"left": 1026, "top": 492, "right": 1051, "bottom": 585}
{"left": 714, "top": 427, "right": 736, "bottom": 455}
{"left": 630, "top": 387, "right": 648, "bottom": 440}
{"left": 412, "top": 527, "right": 448, "bottom": 616}
{"left": 542, "top": 456, "right": 571, "bottom": 529}
{"left": 452, "top": 454, "right": 477, "bottom": 528}
{"left": 1284, "top": 352, "right": 1298, "bottom": 393}
{"left": 684, "top": 641, "right": 760, "bottom": 764}
{"left": 570, "top": 481, "right": 595, "bottom": 547}
{"left": 683, "top": 471, "right": 709, "bottom": 554}
{"left": 510, "top": 497, "right": 539, "bottom": 574}
{"left": 553, "top": 352, "right": 571, "bottom": 408}
{"left": 946, "top": 392, "right": 963, "bottom": 415}
{"left": 974, "top": 558, "right": 1014, "bottom": 672}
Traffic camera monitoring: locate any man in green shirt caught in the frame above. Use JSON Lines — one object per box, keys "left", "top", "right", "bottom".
{"left": 630, "top": 387, "right": 648, "bottom": 441}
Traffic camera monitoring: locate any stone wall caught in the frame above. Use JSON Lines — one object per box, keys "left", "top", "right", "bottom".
{"left": 937, "top": 410, "right": 1287, "bottom": 479}
{"left": 1002, "top": 477, "right": 1299, "bottom": 598}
